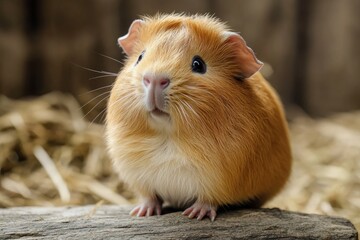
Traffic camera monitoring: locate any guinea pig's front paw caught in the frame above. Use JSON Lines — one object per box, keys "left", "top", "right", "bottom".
{"left": 130, "top": 198, "right": 162, "bottom": 217}
{"left": 182, "top": 202, "right": 218, "bottom": 221}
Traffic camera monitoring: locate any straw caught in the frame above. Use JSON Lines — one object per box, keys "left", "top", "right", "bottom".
{"left": 33, "top": 145, "right": 71, "bottom": 203}
{"left": 0, "top": 92, "right": 358, "bottom": 231}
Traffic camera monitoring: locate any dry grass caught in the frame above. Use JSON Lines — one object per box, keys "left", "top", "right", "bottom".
{"left": 0, "top": 92, "right": 133, "bottom": 207}
{"left": 0, "top": 92, "right": 359, "bottom": 230}
{"left": 267, "top": 110, "right": 360, "bottom": 231}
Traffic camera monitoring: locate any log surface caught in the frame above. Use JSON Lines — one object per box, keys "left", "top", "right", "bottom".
{"left": 0, "top": 206, "right": 357, "bottom": 240}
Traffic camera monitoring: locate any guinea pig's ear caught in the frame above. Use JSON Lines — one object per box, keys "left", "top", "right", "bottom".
{"left": 223, "top": 32, "right": 263, "bottom": 79}
{"left": 118, "top": 19, "right": 144, "bottom": 56}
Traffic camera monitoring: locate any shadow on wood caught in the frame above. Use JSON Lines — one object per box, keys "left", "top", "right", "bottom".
{"left": 0, "top": 206, "right": 357, "bottom": 239}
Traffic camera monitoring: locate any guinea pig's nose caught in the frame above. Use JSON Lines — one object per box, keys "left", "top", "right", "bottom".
{"left": 143, "top": 76, "right": 170, "bottom": 90}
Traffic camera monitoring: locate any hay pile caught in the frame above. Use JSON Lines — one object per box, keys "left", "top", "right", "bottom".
{"left": 268, "top": 110, "right": 360, "bottom": 230}
{"left": 0, "top": 93, "right": 133, "bottom": 207}
{"left": 0, "top": 93, "right": 359, "bottom": 230}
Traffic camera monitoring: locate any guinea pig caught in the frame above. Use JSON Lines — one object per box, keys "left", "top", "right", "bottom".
{"left": 106, "top": 13, "right": 292, "bottom": 221}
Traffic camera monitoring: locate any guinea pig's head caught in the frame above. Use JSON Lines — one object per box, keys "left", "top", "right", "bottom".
{"left": 107, "top": 14, "right": 263, "bottom": 135}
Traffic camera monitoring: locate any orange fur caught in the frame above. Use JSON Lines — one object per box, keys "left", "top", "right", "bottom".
{"left": 106, "top": 14, "right": 292, "bottom": 209}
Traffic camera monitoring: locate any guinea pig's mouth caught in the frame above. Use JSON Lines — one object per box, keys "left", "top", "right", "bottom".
{"left": 150, "top": 108, "right": 170, "bottom": 118}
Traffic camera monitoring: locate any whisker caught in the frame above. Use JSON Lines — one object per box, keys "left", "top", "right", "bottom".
{"left": 182, "top": 100, "right": 199, "bottom": 118}
{"left": 100, "top": 94, "right": 139, "bottom": 125}
{"left": 105, "top": 92, "right": 137, "bottom": 112}
{"left": 88, "top": 74, "right": 118, "bottom": 80}
{"left": 174, "top": 101, "right": 189, "bottom": 125}
{"left": 97, "top": 52, "right": 122, "bottom": 64}
{"left": 172, "top": 104, "right": 182, "bottom": 124}
{"left": 83, "top": 94, "right": 109, "bottom": 120}
{"left": 172, "top": 93, "right": 200, "bottom": 120}
{"left": 99, "top": 107, "right": 108, "bottom": 123}
{"left": 80, "top": 84, "right": 114, "bottom": 96}
{"left": 90, "top": 107, "right": 108, "bottom": 126}
{"left": 80, "top": 90, "right": 112, "bottom": 110}
{"left": 181, "top": 103, "right": 191, "bottom": 124}
{"left": 71, "top": 62, "right": 118, "bottom": 76}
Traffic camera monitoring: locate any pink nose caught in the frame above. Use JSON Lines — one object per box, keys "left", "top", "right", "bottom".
{"left": 143, "top": 76, "right": 170, "bottom": 90}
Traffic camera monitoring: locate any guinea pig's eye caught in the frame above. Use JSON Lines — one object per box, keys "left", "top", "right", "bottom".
{"left": 135, "top": 51, "right": 145, "bottom": 65}
{"left": 191, "top": 56, "right": 206, "bottom": 74}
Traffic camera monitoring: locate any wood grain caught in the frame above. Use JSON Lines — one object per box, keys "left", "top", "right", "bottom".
{"left": 0, "top": 206, "right": 357, "bottom": 239}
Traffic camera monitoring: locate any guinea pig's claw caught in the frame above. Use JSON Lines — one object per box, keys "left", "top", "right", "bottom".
{"left": 182, "top": 202, "right": 217, "bottom": 221}
{"left": 130, "top": 199, "right": 162, "bottom": 217}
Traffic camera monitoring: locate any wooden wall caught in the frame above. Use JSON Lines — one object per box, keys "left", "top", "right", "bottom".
{"left": 0, "top": 0, "right": 359, "bottom": 117}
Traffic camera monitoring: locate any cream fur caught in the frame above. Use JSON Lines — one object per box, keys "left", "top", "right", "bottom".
{"left": 106, "top": 13, "right": 292, "bottom": 209}
{"left": 108, "top": 124, "right": 201, "bottom": 207}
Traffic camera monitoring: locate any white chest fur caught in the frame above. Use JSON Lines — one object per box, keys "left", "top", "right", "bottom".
{"left": 110, "top": 133, "right": 201, "bottom": 208}
{"left": 148, "top": 142, "right": 200, "bottom": 207}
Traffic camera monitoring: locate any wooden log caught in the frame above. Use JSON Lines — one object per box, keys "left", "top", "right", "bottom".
{"left": 0, "top": 206, "right": 357, "bottom": 239}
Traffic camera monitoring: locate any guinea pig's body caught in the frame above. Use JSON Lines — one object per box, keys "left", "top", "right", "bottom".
{"left": 106, "top": 14, "right": 291, "bottom": 221}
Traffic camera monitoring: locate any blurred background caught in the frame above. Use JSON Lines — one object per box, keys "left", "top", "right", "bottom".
{"left": 0, "top": 0, "right": 359, "bottom": 231}
{"left": 1, "top": 0, "right": 359, "bottom": 116}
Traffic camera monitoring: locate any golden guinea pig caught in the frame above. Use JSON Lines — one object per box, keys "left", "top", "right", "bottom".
{"left": 106, "top": 14, "right": 292, "bottom": 221}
